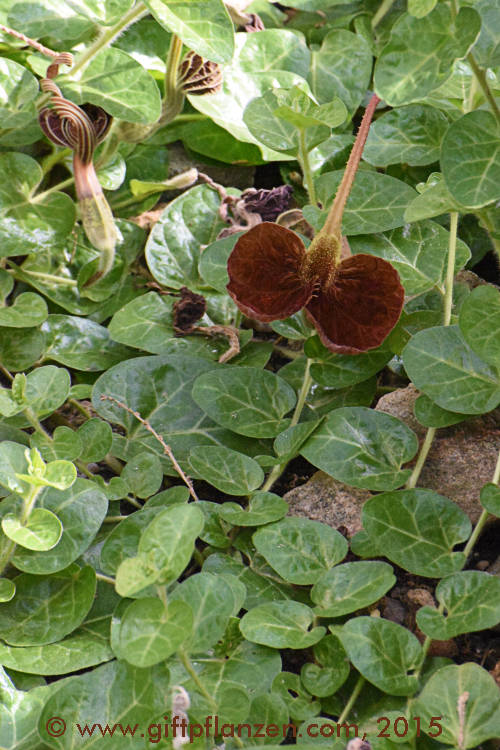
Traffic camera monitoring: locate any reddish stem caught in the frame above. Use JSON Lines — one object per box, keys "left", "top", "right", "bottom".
{"left": 321, "top": 94, "right": 380, "bottom": 238}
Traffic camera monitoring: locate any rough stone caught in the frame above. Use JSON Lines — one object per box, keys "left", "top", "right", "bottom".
{"left": 283, "top": 471, "right": 372, "bottom": 536}
{"left": 376, "top": 385, "right": 500, "bottom": 523}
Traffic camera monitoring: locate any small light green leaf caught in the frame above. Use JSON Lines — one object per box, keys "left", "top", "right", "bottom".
{"left": 17, "top": 459, "right": 76, "bottom": 491}
{"left": 416, "top": 571, "right": 500, "bottom": 639}
{"left": 198, "top": 234, "right": 240, "bottom": 293}
{"left": 31, "top": 425, "right": 83, "bottom": 462}
{"left": 441, "top": 111, "right": 500, "bottom": 208}
{"left": 0, "top": 293, "right": 47, "bottom": 328}
{"left": 308, "top": 171, "right": 417, "bottom": 235}
{"left": 0, "top": 621, "right": 114, "bottom": 675}
{"left": 188, "top": 445, "right": 264, "bottom": 495}
{"left": 414, "top": 394, "right": 467, "bottom": 428}
{"left": 341, "top": 617, "right": 422, "bottom": 695}
{"left": 275, "top": 87, "right": 347, "bottom": 130}
{"left": 253, "top": 517, "right": 348, "bottom": 585}
{"left": 459, "top": 285, "right": 500, "bottom": 368}
{"left": 146, "top": 185, "right": 224, "bottom": 288}
{"left": 218, "top": 492, "right": 288, "bottom": 526}
{"left": 404, "top": 172, "right": 462, "bottom": 222}
{"left": 117, "top": 598, "right": 193, "bottom": 666}
{"left": 362, "top": 489, "right": 471, "bottom": 577}
{"left": 480, "top": 482, "right": 500, "bottom": 516}
{"left": 192, "top": 366, "right": 296, "bottom": 438}
{"left": 301, "top": 635, "right": 350, "bottom": 698}
{"left": 364, "top": 105, "right": 449, "bottom": 167}
{"left": 12, "top": 479, "right": 108, "bottom": 574}
{"left": 121, "top": 452, "right": 163, "bottom": 499}
{"left": 236, "top": 28, "right": 310, "bottom": 76}
{"left": 0, "top": 579, "right": 15, "bottom": 602}
{"left": 350, "top": 220, "right": 470, "bottom": 297}
{"left": 311, "top": 561, "right": 396, "bottom": 617}
{"left": 41, "top": 314, "right": 133, "bottom": 371}
{"left": 144, "top": 0, "right": 234, "bottom": 63}
{"left": 77, "top": 418, "right": 112, "bottom": 463}
{"left": 114, "top": 556, "right": 157, "bottom": 598}
{"left": 273, "top": 420, "right": 321, "bottom": 459}
{"left": 100, "top": 505, "right": 162, "bottom": 575}
{"left": 308, "top": 28, "right": 372, "bottom": 116}
{"left": 198, "top": 500, "right": 231, "bottom": 548}
{"left": 414, "top": 663, "right": 500, "bottom": 747}
{"left": 403, "top": 326, "right": 500, "bottom": 414}
{"left": 306, "top": 337, "right": 393, "bottom": 388}
{"left": 203, "top": 552, "right": 293, "bottom": 610}
{"left": 171, "top": 571, "right": 245, "bottom": 653}
{"left": 115, "top": 504, "right": 204, "bottom": 595}
{"left": 108, "top": 292, "right": 178, "bottom": 353}
{"left": 241, "top": 601, "right": 326, "bottom": 649}
{"left": 301, "top": 407, "right": 418, "bottom": 490}
{"left": 272, "top": 671, "right": 320, "bottom": 721}
{"left": 61, "top": 47, "right": 161, "bottom": 123}
{"left": 2, "top": 509, "right": 62, "bottom": 551}
{"left": 374, "top": 6, "right": 481, "bottom": 105}
{"left": 0, "top": 153, "right": 75, "bottom": 257}
{"left": 0, "top": 564, "right": 96, "bottom": 646}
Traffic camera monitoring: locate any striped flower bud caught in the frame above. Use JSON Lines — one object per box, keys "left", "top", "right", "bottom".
{"left": 177, "top": 51, "right": 222, "bottom": 95}
{"left": 39, "top": 84, "right": 117, "bottom": 283}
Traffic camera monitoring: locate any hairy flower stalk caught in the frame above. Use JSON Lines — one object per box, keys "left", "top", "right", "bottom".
{"left": 227, "top": 94, "right": 405, "bottom": 353}
{"left": 39, "top": 80, "right": 116, "bottom": 284}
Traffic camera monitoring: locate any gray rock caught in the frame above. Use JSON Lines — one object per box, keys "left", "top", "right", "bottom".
{"left": 376, "top": 386, "right": 500, "bottom": 523}
{"left": 283, "top": 471, "right": 372, "bottom": 536}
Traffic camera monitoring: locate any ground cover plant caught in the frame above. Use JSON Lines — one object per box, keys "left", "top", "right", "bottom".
{"left": 0, "top": 0, "right": 499, "bottom": 747}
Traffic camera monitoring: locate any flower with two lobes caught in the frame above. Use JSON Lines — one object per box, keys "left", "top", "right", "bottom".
{"left": 227, "top": 223, "right": 404, "bottom": 354}
{"left": 39, "top": 77, "right": 117, "bottom": 284}
{"left": 227, "top": 95, "right": 405, "bottom": 355}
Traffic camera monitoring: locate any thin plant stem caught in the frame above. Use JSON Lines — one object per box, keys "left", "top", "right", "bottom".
{"left": 443, "top": 212, "right": 459, "bottom": 326}
{"left": 298, "top": 129, "right": 317, "bottom": 205}
{"left": 260, "top": 359, "right": 313, "bottom": 492}
{"left": 162, "top": 34, "right": 185, "bottom": 123}
{"left": 337, "top": 674, "right": 365, "bottom": 725}
{"left": 68, "top": 398, "right": 92, "bottom": 419}
{"left": 33, "top": 177, "right": 75, "bottom": 202}
{"left": 70, "top": 2, "right": 148, "bottom": 78}
{"left": 103, "top": 515, "right": 128, "bottom": 522}
{"left": 96, "top": 572, "right": 116, "bottom": 585}
{"left": 178, "top": 648, "right": 218, "bottom": 711}
{"left": 467, "top": 53, "right": 500, "bottom": 128}
{"left": 321, "top": 94, "right": 380, "bottom": 238}
{"left": 405, "top": 212, "right": 459, "bottom": 490}
{"left": 123, "top": 495, "right": 142, "bottom": 509}
{"left": 405, "top": 427, "right": 436, "bottom": 490}
{"left": 8, "top": 264, "right": 78, "bottom": 287}
{"left": 371, "top": 0, "right": 396, "bottom": 29}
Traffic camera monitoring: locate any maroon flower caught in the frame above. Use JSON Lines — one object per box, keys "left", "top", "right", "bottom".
{"left": 226, "top": 222, "right": 404, "bottom": 354}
